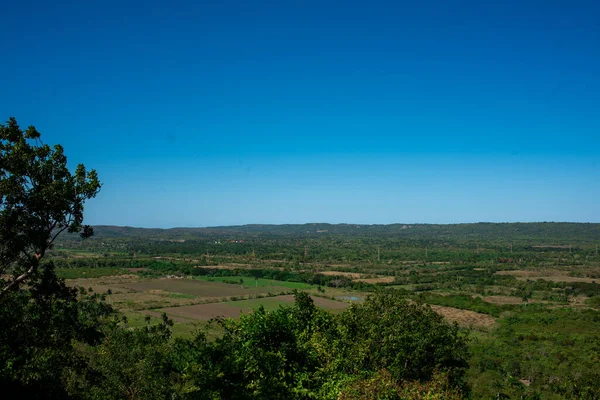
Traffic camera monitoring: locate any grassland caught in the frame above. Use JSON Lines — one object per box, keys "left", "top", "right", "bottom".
{"left": 194, "top": 276, "right": 315, "bottom": 290}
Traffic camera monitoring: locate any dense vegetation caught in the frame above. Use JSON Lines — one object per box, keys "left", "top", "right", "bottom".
{"left": 2, "top": 286, "right": 470, "bottom": 399}
{"left": 56, "top": 222, "right": 600, "bottom": 262}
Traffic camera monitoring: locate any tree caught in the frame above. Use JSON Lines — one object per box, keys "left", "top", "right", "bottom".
{"left": 66, "top": 314, "right": 184, "bottom": 400}
{"left": 0, "top": 269, "right": 112, "bottom": 397}
{"left": 0, "top": 117, "right": 101, "bottom": 296}
{"left": 206, "top": 291, "right": 334, "bottom": 399}
{"left": 334, "top": 290, "right": 470, "bottom": 389}
{"left": 0, "top": 117, "right": 108, "bottom": 396}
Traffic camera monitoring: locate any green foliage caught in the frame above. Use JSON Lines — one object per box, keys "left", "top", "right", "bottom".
{"left": 65, "top": 314, "right": 187, "bottom": 400}
{"left": 335, "top": 291, "right": 470, "bottom": 388}
{"left": 1, "top": 117, "right": 101, "bottom": 295}
{"left": 177, "top": 291, "right": 470, "bottom": 399}
{"left": 0, "top": 117, "right": 108, "bottom": 398}
{"left": 197, "top": 275, "right": 315, "bottom": 289}
{"left": 338, "top": 369, "right": 462, "bottom": 400}
{"left": 469, "top": 307, "right": 600, "bottom": 399}
{"left": 206, "top": 292, "right": 330, "bottom": 399}
{"left": 55, "top": 222, "right": 600, "bottom": 264}
{"left": 0, "top": 263, "right": 112, "bottom": 398}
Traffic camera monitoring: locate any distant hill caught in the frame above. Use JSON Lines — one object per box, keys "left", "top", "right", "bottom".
{"left": 60, "top": 222, "right": 600, "bottom": 243}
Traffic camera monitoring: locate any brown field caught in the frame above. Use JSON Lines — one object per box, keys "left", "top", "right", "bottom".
{"left": 142, "top": 310, "right": 199, "bottom": 323}
{"left": 70, "top": 253, "right": 102, "bottom": 258}
{"left": 531, "top": 276, "right": 598, "bottom": 283}
{"left": 194, "top": 263, "right": 254, "bottom": 270}
{"left": 309, "top": 263, "right": 354, "bottom": 268}
{"left": 158, "top": 303, "right": 244, "bottom": 320}
{"left": 318, "top": 271, "right": 364, "bottom": 279}
{"left": 353, "top": 276, "right": 395, "bottom": 284}
{"left": 481, "top": 295, "right": 523, "bottom": 305}
{"left": 157, "top": 295, "right": 349, "bottom": 321}
{"left": 65, "top": 276, "right": 296, "bottom": 312}
{"left": 496, "top": 270, "right": 598, "bottom": 283}
{"left": 428, "top": 305, "right": 497, "bottom": 330}
{"left": 67, "top": 274, "right": 140, "bottom": 289}
{"left": 127, "top": 268, "right": 147, "bottom": 272}
{"left": 569, "top": 295, "right": 589, "bottom": 306}
{"left": 123, "top": 278, "right": 280, "bottom": 297}
{"left": 66, "top": 276, "right": 207, "bottom": 310}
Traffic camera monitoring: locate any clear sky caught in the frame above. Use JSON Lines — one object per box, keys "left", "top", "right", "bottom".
{"left": 2, "top": 0, "right": 599, "bottom": 227}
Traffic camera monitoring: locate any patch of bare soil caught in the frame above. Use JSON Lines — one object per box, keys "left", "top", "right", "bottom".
{"left": 569, "top": 295, "right": 589, "bottom": 305}
{"left": 127, "top": 268, "right": 147, "bottom": 272}
{"left": 353, "top": 276, "right": 395, "bottom": 284}
{"left": 124, "top": 279, "right": 265, "bottom": 297}
{"left": 194, "top": 264, "right": 252, "bottom": 270}
{"left": 428, "top": 305, "right": 497, "bottom": 330}
{"left": 318, "top": 271, "right": 364, "bottom": 279}
{"left": 159, "top": 303, "right": 243, "bottom": 320}
{"left": 481, "top": 296, "right": 523, "bottom": 305}
{"left": 71, "top": 254, "right": 102, "bottom": 258}
{"left": 141, "top": 310, "right": 194, "bottom": 323}
{"left": 496, "top": 270, "right": 598, "bottom": 283}
{"left": 66, "top": 274, "right": 140, "bottom": 287}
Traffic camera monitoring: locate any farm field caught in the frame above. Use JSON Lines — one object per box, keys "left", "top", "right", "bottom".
{"left": 428, "top": 304, "right": 496, "bottom": 330}
{"left": 495, "top": 269, "right": 600, "bottom": 283}
{"left": 64, "top": 273, "right": 351, "bottom": 338}
{"left": 51, "top": 222, "right": 600, "bottom": 399}
{"left": 150, "top": 294, "right": 350, "bottom": 322}
{"left": 124, "top": 278, "right": 273, "bottom": 297}
{"left": 66, "top": 275, "right": 318, "bottom": 307}
{"left": 193, "top": 275, "right": 316, "bottom": 290}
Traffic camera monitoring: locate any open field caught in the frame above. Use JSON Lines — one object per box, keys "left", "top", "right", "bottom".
{"left": 151, "top": 294, "right": 349, "bottom": 321}
{"left": 480, "top": 295, "right": 523, "bottom": 305}
{"left": 193, "top": 276, "right": 315, "bottom": 290}
{"left": 64, "top": 272, "right": 354, "bottom": 338}
{"left": 124, "top": 278, "right": 268, "bottom": 297}
{"left": 353, "top": 276, "right": 395, "bottom": 284}
{"left": 194, "top": 263, "right": 253, "bottom": 270}
{"left": 56, "top": 267, "right": 128, "bottom": 279}
{"left": 65, "top": 275, "right": 304, "bottom": 312}
{"left": 428, "top": 305, "right": 497, "bottom": 330}
{"left": 496, "top": 269, "right": 599, "bottom": 283}
{"left": 318, "top": 271, "right": 364, "bottom": 278}
{"left": 151, "top": 302, "right": 242, "bottom": 320}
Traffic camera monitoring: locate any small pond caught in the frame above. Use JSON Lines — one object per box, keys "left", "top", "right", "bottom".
{"left": 336, "top": 295, "right": 364, "bottom": 301}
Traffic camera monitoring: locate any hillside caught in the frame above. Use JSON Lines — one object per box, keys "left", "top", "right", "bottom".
{"left": 65, "top": 222, "right": 600, "bottom": 243}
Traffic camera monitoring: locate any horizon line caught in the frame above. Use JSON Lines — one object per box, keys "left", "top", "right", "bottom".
{"left": 89, "top": 221, "right": 600, "bottom": 230}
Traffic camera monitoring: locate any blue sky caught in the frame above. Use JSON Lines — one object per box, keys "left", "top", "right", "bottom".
{"left": 2, "top": 0, "right": 599, "bottom": 227}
